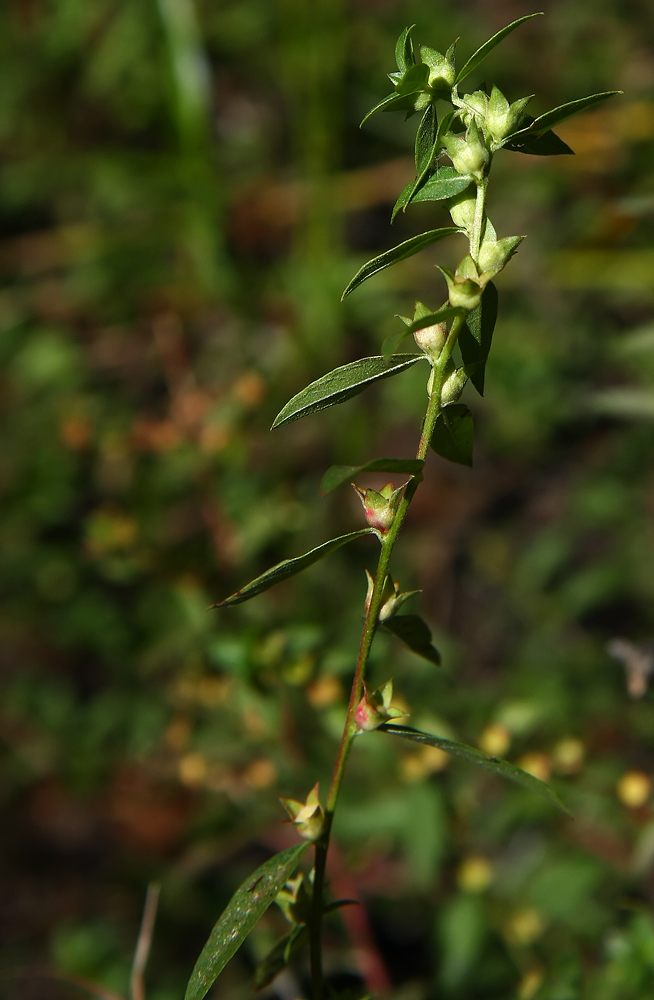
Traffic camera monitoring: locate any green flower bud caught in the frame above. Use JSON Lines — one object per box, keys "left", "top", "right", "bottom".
{"left": 276, "top": 873, "right": 312, "bottom": 925}
{"left": 486, "top": 86, "right": 532, "bottom": 144}
{"left": 414, "top": 321, "right": 448, "bottom": 360}
{"left": 353, "top": 482, "right": 403, "bottom": 535}
{"left": 412, "top": 299, "right": 448, "bottom": 360}
{"left": 441, "top": 367, "right": 468, "bottom": 405}
{"left": 355, "top": 679, "right": 407, "bottom": 733}
{"left": 443, "top": 120, "right": 489, "bottom": 181}
{"left": 478, "top": 234, "right": 525, "bottom": 274}
{"left": 438, "top": 266, "right": 482, "bottom": 312}
{"left": 460, "top": 89, "right": 489, "bottom": 127}
{"left": 419, "top": 44, "right": 456, "bottom": 94}
{"left": 449, "top": 190, "right": 477, "bottom": 233}
{"left": 379, "top": 577, "right": 421, "bottom": 622}
{"left": 281, "top": 783, "right": 325, "bottom": 841}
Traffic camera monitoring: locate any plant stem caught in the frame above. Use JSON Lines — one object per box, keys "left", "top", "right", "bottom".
{"left": 470, "top": 175, "right": 488, "bottom": 266}
{"left": 308, "top": 315, "right": 465, "bottom": 1000}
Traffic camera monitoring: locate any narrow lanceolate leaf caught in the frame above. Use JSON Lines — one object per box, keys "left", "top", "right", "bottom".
{"left": 395, "top": 24, "right": 416, "bottom": 73}
{"left": 382, "top": 615, "right": 441, "bottom": 665}
{"left": 321, "top": 458, "right": 424, "bottom": 495}
{"left": 503, "top": 126, "right": 573, "bottom": 156}
{"left": 379, "top": 725, "right": 571, "bottom": 816}
{"left": 185, "top": 843, "right": 309, "bottom": 1000}
{"left": 341, "top": 228, "right": 461, "bottom": 300}
{"left": 360, "top": 91, "right": 410, "bottom": 125}
{"left": 508, "top": 91, "right": 620, "bottom": 140}
{"left": 272, "top": 355, "right": 427, "bottom": 428}
{"left": 212, "top": 530, "right": 374, "bottom": 607}
{"left": 431, "top": 403, "right": 473, "bottom": 466}
{"left": 392, "top": 115, "right": 459, "bottom": 222}
{"left": 415, "top": 104, "right": 437, "bottom": 173}
{"left": 411, "top": 167, "right": 474, "bottom": 204}
{"left": 458, "top": 281, "right": 498, "bottom": 395}
{"left": 455, "top": 13, "right": 543, "bottom": 85}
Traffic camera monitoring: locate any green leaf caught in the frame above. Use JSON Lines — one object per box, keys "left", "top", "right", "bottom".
{"left": 185, "top": 844, "right": 310, "bottom": 1000}
{"left": 212, "top": 530, "right": 375, "bottom": 608}
{"left": 342, "top": 228, "right": 460, "bottom": 299}
{"left": 458, "top": 281, "right": 498, "bottom": 395}
{"left": 392, "top": 114, "right": 459, "bottom": 222}
{"left": 253, "top": 925, "right": 307, "bottom": 991}
{"left": 455, "top": 13, "right": 543, "bottom": 84}
{"left": 431, "top": 403, "right": 473, "bottom": 466}
{"left": 378, "top": 725, "right": 571, "bottom": 816}
{"left": 509, "top": 90, "right": 620, "bottom": 139}
{"left": 395, "top": 62, "right": 430, "bottom": 96}
{"left": 321, "top": 457, "right": 424, "bottom": 495}
{"left": 360, "top": 91, "right": 410, "bottom": 126}
{"left": 272, "top": 355, "right": 427, "bottom": 429}
{"left": 503, "top": 125, "right": 573, "bottom": 155}
{"left": 382, "top": 614, "right": 441, "bottom": 665}
{"left": 415, "top": 104, "right": 437, "bottom": 173}
{"left": 411, "top": 167, "right": 474, "bottom": 204}
{"left": 395, "top": 24, "right": 416, "bottom": 72}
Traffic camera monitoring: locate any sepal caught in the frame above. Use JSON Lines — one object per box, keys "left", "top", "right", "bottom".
{"left": 438, "top": 266, "right": 482, "bottom": 312}
{"left": 355, "top": 679, "right": 407, "bottom": 732}
{"left": 280, "top": 784, "right": 325, "bottom": 841}
{"left": 486, "top": 85, "right": 532, "bottom": 145}
{"left": 276, "top": 872, "right": 313, "bottom": 925}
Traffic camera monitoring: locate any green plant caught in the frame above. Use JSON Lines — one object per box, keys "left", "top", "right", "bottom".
{"left": 182, "top": 14, "right": 619, "bottom": 1000}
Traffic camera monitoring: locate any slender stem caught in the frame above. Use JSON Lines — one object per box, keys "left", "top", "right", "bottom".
{"left": 470, "top": 175, "right": 488, "bottom": 266}
{"left": 308, "top": 316, "right": 465, "bottom": 1000}
{"left": 130, "top": 882, "right": 160, "bottom": 1000}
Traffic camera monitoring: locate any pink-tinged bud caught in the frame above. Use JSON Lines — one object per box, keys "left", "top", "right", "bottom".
{"left": 438, "top": 266, "right": 481, "bottom": 312}
{"left": 354, "top": 680, "right": 407, "bottom": 733}
{"left": 353, "top": 482, "right": 403, "bottom": 534}
{"left": 414, "top": 321, "right": 448, "bottom": 360}
{"left": 280, "top": 782, "right": 325, "bottom": 841}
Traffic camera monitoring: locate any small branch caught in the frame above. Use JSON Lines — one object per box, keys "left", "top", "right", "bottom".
{"left": 130, "top": 882, "right": 161, "bottom": 1000}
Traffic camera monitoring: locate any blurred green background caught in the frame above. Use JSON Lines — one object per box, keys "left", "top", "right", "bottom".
{"left": 1, "top": 1, "right": 654, "bottom": 998}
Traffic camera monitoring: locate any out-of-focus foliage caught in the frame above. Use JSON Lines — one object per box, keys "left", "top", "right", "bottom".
{"left": 0, "top": 1, "right": 654, "bottom": 999}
